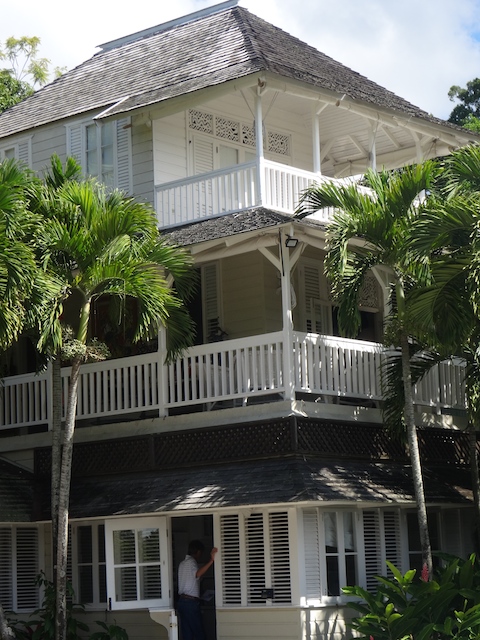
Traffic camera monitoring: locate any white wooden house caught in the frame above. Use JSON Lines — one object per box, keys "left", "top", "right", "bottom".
{"left": 0, "top": 2, "right": 477, "bottom": 639}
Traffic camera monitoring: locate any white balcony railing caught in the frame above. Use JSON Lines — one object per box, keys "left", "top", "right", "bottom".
{"left": 155, "top": 159, "right": 340, "bottom": 228}
{"left": 0, "top": 333, "right": 466, "bottom": 431}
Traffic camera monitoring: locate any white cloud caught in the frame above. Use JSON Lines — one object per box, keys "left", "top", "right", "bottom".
{"left": 1, "top": 0, "right": 480, "bottom": 120}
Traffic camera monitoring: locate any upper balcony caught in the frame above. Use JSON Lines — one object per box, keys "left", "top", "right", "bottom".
{"left": 155, "top": 159, "right": 341, "bottom": 228}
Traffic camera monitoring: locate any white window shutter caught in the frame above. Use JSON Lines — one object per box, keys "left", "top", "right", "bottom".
{"left": 193, "top": 137, "right": 214, "bottom": 175}
{"left": 17, "top": 140, "right": 31, "bottom": 167}
{"left": 202, "top": 264, "right": 220, "bottom": 342}
{"left": 220, "top": 514, "right": 242, "bottom": 605}
{"left": 0, "top": 528, "right": 13, "bottom": 610}
{"left": 66, "top": 124, "right": 83, "bottom": 167}
{"left": 16, "top": 528, "right": 39, "bottom": 609}
{"left": 303, "top": 509, "right": 321, "bottom": 600}
{"left": 363, "top": 510, "right": 382, "bottom": 592}
{"left": 383, "top": 510, "right": 402, "bottom": 578}
{"left": 115, "top": 118, "right": 132, "bottom": 194}
{"left": 269, "top": 512, "right": 291, "bottom": 603}
{"left": 245, "top": 513, "right": 265, "bottom": 604}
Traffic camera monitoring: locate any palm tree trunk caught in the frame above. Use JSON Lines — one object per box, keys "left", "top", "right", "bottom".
{"left": 51, "top": 356, "right": 62, "bottom": 586}
{"left": 54, "top": 354, "right": 81, "bottom": 640}
{"left": 400, "top": 330, "right": 433, "bottom": 577}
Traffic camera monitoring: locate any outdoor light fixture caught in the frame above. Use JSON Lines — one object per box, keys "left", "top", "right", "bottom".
{"left": 285, "top": 235, "right": 298, "bottom": 248}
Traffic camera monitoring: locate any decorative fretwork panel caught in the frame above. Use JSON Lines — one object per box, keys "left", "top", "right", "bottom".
{"left": 358, "top": 273, "right": 380, "bottom": 310}
{"left": 267, "top": 131, "right": 290, "bottom": 156}
{"left": 215, "top": 117, "right": 240, "bottom": 143}
{"left": 189, "top": 110, "right": 214, "bottom": 134}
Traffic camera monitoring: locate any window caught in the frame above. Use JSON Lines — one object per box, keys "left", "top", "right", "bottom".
{"left": 66, "top": 117, "right": 132, "bottom": 193}
{"left": 0, "top": 138, "right": 31, "bottom": 166}
{"left": 303, "top": 508, "right": 402, "bottom": 604}
{"left": 220, "top": 510, "right": 292, "bottom": 606}
{"left": 0, "top": 526, "right": 39, "bottom": 611}
{"left": 71, "top": 522, "right": 106, "bottom": 607}
{"left": 105, "top": 517, "right": 169, "bottom": 610}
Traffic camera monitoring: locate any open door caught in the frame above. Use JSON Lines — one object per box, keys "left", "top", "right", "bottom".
{"left": 172, "top": 515, "right": 216, "bottom": 640}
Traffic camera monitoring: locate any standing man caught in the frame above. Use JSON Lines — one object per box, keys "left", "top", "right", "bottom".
{"left": 177, "top": 540, "right": 218, "bottom": 640}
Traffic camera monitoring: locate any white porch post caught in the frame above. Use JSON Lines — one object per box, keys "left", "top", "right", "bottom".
{"left": 280, "top": 231, "right": 295, "bottom": 402}
{"left": 255, "top": 87, "right": 265, "bottom": 206}
{"left": 313, "top": 103, "right": 327, "bottom": 175}
{"left": 369, "top": 122, "right": 377, "bottom": 171}
{"left": 158, "top": 325, "right": 168, "bottom": 418}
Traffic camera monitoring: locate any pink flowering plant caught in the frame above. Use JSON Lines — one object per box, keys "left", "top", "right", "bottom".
{"left": 343, "top": 554, "right": 480, "bottom": 639}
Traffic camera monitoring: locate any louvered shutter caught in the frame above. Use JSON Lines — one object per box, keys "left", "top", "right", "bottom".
{"left": 66, "top": 123, "right": 83, "bottom": 167}
{"left": 303, "top": 510, "right": 321, "bottom": 600}
{"left": 193, "top": 137, "right": 214, "bottom": 174}
{"left": 269, "top": 512, "right": 291, "bottom": 603}
{"left": 16, "top": 528, "right": 39, "bottom": 609}
{"left": 220, "top": 514, "right": 242, "bottom": 605}
{"left": 301, "top": 263, "right": 332, "bottom": 334}
{"left": 115, "top": 118, "right": 132, "bottom": 194}
{"left": 17, "top": 139, "right": 31, "bottom": 167}
{"left": 383, "top": 510, "right": 401, "bottom": 574}
{"left": 202, "top": 264, "right": 220, "bottom": 342}
{"left": 0, "top": 528, "right": 13, "bottom": 610}
{"left": 363, "top": 510, "right": 382, "bottom": 592}
{"left": 246, "top": 513, "right": 265, "bottom": 604}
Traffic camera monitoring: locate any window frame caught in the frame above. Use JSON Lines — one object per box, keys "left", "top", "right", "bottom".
{"left": 105, "top": 517, "right": 169, "bottom": 610}
{"left": 0, "top": 137, "right": 32, "bottom": 167}
{"left": 70, "top": 521, "right": 107, "bottom": 609}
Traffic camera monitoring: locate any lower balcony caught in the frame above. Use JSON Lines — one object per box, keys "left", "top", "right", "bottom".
{"left": 0, "top": 332, "right": 466, "bottom": 433}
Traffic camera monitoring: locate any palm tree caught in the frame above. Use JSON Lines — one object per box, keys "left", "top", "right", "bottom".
{"left": 296, "top": 163, "right": 436, "bottom": 577}
{"left": 0, "top": 159, "right": 38, "bottom": 349}
{"left": 31, "top": 162, "right": 196, "bottom": 640}
{"left": 406, "top": 144, "right": 480, "bottom": 552}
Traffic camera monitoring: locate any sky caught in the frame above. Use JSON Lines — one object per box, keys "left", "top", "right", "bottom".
{"left": 1, "top": 0, "right": 480, "bottom": 121}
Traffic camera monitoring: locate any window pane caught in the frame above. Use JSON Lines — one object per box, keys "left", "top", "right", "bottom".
{"left": 79, "top": 565, "right": 93, "bottom": 603}
{"left": 4, "top": 148, "right": 15, "bottom": 159}
{"left": 77, "top": 526, "right": 92, "bottom": 564}
{"left": 138, "top": 529, "right": 160, "bottom": 563}
{"left": 102, "top": 122, "right": 114, "bottom": 146}
{"left": 219, "top": 145, "right": 238, "bottom": 168}
{"left": 139, "top": 565, "right": 162, "bottom": 600}
{"left": 113, "top": 530, "right": 136, "bottom": 565}
{"left": 326, "top": 556, "right": 340, "bottom": 595}
{"left": 343, "top": 513, "right": 355, "bottom": 551}
{"left": 324, "top": 513, "right": 337, "bottom": 552}
{"left": 345, "top": 554, "right": 357, "bottom": 587}
{"left": 98, "top": 565, "right": 107, "bottom": 603}
{"left": 114, "top": 566, "right": 137, "bottom": 601}
{"left": 86, "top": 149, "right": 98, "bottom": 176}
{"left": 98, "top": 525, "right": 106, "bottom": 563}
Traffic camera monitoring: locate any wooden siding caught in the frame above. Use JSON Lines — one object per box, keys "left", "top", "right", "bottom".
{"left": 222, "top": 253, "right": 269, "bottom": 338}
{"left": 31, "top": 124, "right": 67, "bottom": 171}
{"left": 153, "top": 112, "right": 187, "bottom": 185}
{"left": 217, "top": 608, "right": 301, "bottom": 640}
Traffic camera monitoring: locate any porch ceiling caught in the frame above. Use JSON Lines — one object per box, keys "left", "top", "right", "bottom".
{"left": 55, "top": 457, "right": 472, "bottom": 521}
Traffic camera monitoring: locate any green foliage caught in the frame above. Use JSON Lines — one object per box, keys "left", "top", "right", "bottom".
{"left": 344, "top": 556, "right": 480, "bottom": 639}
{"left": 11, "top": 572, "right": 88, "bottom": 640}
{"left": 448, "top": 79, "right": 480, "bottom": 127}
{"left": 9, "top": 573, "right": 129, "bottom": 640}
{"left": 0, "top": 36, "right": 63, "bottom": 113}
{"left": 89, "top": 621, "right": 129, "bottom": 640}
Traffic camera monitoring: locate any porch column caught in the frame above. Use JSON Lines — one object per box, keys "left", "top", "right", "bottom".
{"left": 158, "top": 325, "right": 168, "bottom": 418}
{"left": 369, "top": 122, "right": 377, "bottom": 170}
{"left": 280, "top": 231, "right": 295, "bottom": 402}
{"left": 255, "top": 86, "right": 265, "bottom": 206}
{"left": 313, "top": 103, "right": 327, "bottom": 175}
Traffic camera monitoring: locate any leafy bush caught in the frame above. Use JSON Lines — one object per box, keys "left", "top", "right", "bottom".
{"left": 9, "top": 573, "right": 128, "bottom": 640}
{"left": 343, "top": 554, "right": 480, "bottom": 640}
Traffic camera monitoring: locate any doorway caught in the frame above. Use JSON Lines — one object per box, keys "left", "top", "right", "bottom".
{"left": 172, "top": 515, "right": 216, "bottom": 640}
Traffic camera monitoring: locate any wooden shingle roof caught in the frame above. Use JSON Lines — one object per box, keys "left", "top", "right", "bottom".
{"left": 0, "top": 3, "right": 458, "bottom": 139}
